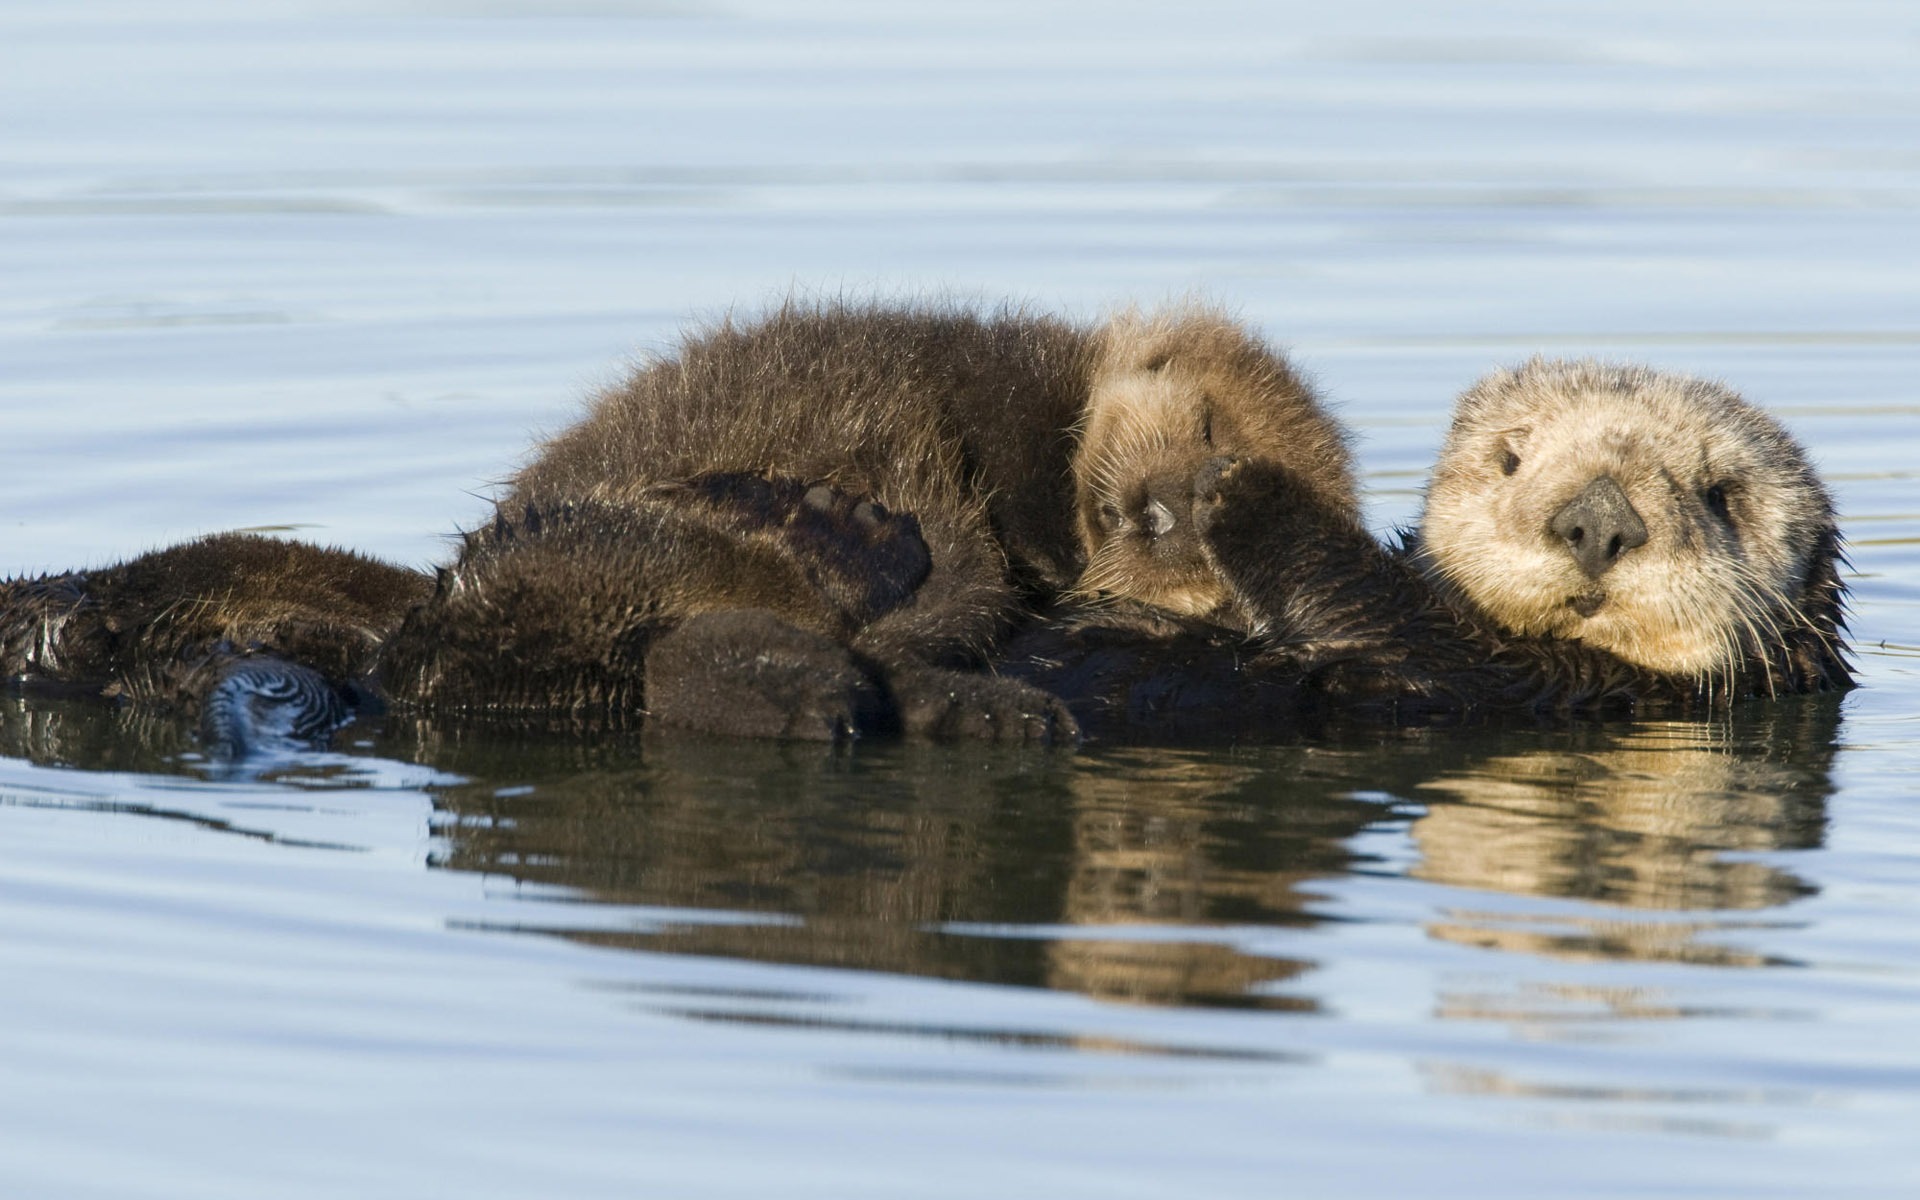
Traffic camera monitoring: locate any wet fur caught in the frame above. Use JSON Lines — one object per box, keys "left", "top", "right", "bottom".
{"left": 1072, "top": 307, "right": 1356, "bottom": 621}
{"left": 0, "top": 534, "right": 430, "bottom": 740}
{"left": 1006, "top": 362, "right": 1852, "bottom": 739}
{"left": 380, "top": 474, "right": 935, "bottom": 739}
{"left": 393, "top": 299, "right": 1351, "bottom": 740}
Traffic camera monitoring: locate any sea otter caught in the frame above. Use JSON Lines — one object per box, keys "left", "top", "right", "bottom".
{"left": 385, "top": 299, "right": 1352, "bottom": 741}
{"left": 0, "top": 473, "right": 935, "bottom": 750}
{"left": 1071, "top": 306, "right": 1356, "bottom": 622}
{"left": 4, "top": 301, "right": 1349, "bottom": 749}
{"left": 1410, "top": 358, "right": 1849, "bottom": 697}
{"left": 1005, "top": 358, "right": 1853, "bottom": 737}
{"left": 0, "top": 534, "right": 431, "bottom": 753}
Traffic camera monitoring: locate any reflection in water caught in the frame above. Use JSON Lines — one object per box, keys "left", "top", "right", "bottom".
{"left": 1398, "top": 697, "right": 1842, "bottom": 1128}
{"left": 387, "top": 727, "right": 1415, "bottom": 1013}
{"left": 1419, "top": 1062, "right": 1787, "bottom": 1141}
{"left": 0, "top": 693, "right": 1845, "bottom": 1027}
{"left": 1415, "top": 710, "right": 1833, "bottom": 909}
{"left": 0, "top": 693, "right": 201, "bottom": 774}
{"left": 1042, "top": 751, "right": 1377, "bottom": 1010}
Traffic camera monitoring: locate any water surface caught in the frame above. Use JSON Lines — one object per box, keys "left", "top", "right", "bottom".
{"left": 3, "top": 3, "right": 1919, "bottom": 1197}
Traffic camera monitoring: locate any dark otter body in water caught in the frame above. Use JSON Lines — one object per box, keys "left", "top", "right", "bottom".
{"left": 1, "top": 473, "right": 937, "bottom": 749}
{"left": 391, "top": 302, "right": 1086, "bottom": 741}
{"left": 384, "top": 300, "right": 1352, "bottom": 741}
{"left": 9, "top": 301, "right": 1355, "bottom": 750}
{"left": 383, "top": 471, "right": 939, "bottom": 741}
{"left": 1006, "top": 360, "right": 1853, "bottom": 739}
{"left": 0, "top": 534, "right": 431, "bottom": 753}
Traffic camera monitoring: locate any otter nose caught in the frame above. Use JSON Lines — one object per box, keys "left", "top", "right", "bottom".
{"left": 1129, "top": 475, "right": 1193, "bottom": 546}
{"left": 1550, "top": 475, "right": 1648, "bottom": 579}
{"left": 1143, "top": 497, "right": 1177, "bottom": 538}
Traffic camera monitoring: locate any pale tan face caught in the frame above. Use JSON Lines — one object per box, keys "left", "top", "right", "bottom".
{"left": 1418, "top": 360, "right": 1831, "bottom": 679}
{"left": 1070, "top": 307, "right": 1357, "bottom": 618}
{"left": 1075, "top": 361, "right": 1236, "bottom": 616}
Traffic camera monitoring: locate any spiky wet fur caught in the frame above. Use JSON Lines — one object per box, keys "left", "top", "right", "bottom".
{"left": 0, "top": 533, "right": 430, "bottom": 721}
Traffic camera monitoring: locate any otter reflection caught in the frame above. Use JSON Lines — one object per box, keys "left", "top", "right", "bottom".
{"left": 382, "top": 725, "right": 1430, "bottom": 1010}
{"left": 1410, "top": 697, "right": 1841, "bottom": 968}
{"left": 0, "top": 696, "right": 1845, "bottom": 1011}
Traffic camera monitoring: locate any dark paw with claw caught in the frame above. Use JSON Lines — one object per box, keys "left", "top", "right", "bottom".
{"left": 1191, "top": 455, "right": 1344, "bottom": 557}
{"left": 887, "top": 666, "right": 1080, "bottom": 746}
{"left": 1189, "top": 455, "right": 1248, "bottom": 535}
{"left": 651, "top": 472, "right": 932, "bottom": 627}
{"left": 642, "top": 609, "right": 888, "bottom": 742}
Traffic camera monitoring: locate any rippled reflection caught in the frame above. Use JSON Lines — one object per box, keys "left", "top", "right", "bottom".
{"left": 0, "top": 692, "right": 1846, "bottom": 1020}
{"left": 1409, "top": 700, "right": 1839, "bottom": 974}
{"left": 375, "top": 728, "right": 1422, "bottom": 1011}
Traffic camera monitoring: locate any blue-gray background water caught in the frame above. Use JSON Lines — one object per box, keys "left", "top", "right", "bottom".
{"left": 3, "top": 3, "right": 1918, "bottom": 1196}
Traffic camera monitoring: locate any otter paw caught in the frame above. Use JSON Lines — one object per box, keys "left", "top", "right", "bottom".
{"left": 643, "top": 609, "right": 886, "bottom": 742}
{"left": 887, "top": 666, "right": 1081, "bottom": 746}
{"left": 1192, "top": 455, "right": 1337, "bottom": 550}
{"left": 1191, "top": 455, "right": 1247, "bottom": 506}
{"left": 659, "top": 472, "right": 932, "bottom": 625}
{"left": 1189, "top": 455, "right": 1255, "bottom": 538}
{"left": 786, "top": 484, "right": 932, "bottom": 623}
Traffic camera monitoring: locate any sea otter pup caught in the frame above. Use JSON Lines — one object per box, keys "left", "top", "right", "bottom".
{"left": 1005, "top": 358, "right": 1852, "bottom": 737}
{"left": 387, "top": 300, "right": 1353, "bottom": 741}
{"left": 3, "top": 302, "right": 1348, "bottom": 749}
{"left": 1072, "top": 306, "right": 1356, "bottom": 621}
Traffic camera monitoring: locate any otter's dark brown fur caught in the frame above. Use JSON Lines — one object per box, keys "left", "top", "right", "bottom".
{"left": 1, "top": 473, "right": 939, "bottom": 748}
{"left": 382, "top": 301, "right": 1093, "bottom": 740}
{"left": 382, "top": 472, "right": 937, "bottom": 740}
{"left": 1, "top": 534, "right": 432, "bottom": 750}
{"left": 386, "top": 299, "right": 1354, "bottom": 741}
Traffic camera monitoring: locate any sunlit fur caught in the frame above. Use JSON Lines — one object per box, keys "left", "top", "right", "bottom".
{"left": 1071, "top": 306, "right": 1358, "bottom": 621}
{"left": 1417, "top": 359, "right": 1844, "bottom": 690}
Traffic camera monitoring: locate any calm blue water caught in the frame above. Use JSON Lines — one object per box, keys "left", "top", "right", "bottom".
{"left": 3, "top": 3, "right": 1919, "bottom": 1196}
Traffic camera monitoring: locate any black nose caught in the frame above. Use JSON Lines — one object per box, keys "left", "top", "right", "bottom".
{"left": 1549, "top": 475, "right": 1648, "bottom": 579}
{"left": 1130, "top": 474, "right": 1193, "bottom": 545}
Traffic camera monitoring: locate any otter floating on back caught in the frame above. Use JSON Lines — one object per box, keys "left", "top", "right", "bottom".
{"left": 1412, "top": 358, "right": 1851, "bottom": 699}
{"left": 1006, "top": 357, "right": 1853, "bottom": 736}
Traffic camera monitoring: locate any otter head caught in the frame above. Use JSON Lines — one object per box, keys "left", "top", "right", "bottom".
{"left": 1417, "top": 358, "right": 1842, "bottom": 681}
{"left": 1071, "top": 306, "right": 1358, "bottom": 618}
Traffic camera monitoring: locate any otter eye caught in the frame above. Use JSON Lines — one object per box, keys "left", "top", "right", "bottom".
{"left": 1098, "top": 503, "right": 1125, "bottom": 533}
{"left": 1500, "top": 449, "right": 1520, "bottom": 476}
{"left": 1200, "top": 406, "right": 1214, "bottom": 447}
{"left": 1703, "top": 484, "right": 1733, "bottom": 525}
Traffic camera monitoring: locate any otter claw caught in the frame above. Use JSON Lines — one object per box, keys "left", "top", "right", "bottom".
{"left": 1192, "top": 455, "right": 1245, "bottom": 505}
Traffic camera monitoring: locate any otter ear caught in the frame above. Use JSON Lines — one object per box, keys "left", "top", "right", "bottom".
{"left": 1495, "top": 427, "right": 1531, "bottom": 476}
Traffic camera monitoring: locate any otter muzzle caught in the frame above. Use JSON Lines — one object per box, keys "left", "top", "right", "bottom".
{"left": 1550, "top": 475, "right": 1649, "bottom": 580}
